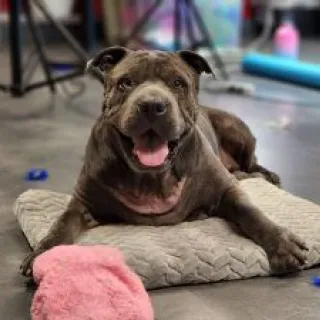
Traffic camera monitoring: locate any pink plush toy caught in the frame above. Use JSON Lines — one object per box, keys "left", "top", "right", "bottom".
{"left": 31, "top": 245, "right": 154, "bottom": 320}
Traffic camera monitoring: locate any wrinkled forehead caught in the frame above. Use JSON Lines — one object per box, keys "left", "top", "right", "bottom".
{"left": 109, "top": 50, "right": 194, "bottom": 82}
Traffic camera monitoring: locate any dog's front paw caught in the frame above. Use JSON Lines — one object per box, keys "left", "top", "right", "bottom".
{"left": 20, "top": 252, "right": 38, "bottom": 278}
{"left": 267, "top": 229, "right": 308, "bottom": 275}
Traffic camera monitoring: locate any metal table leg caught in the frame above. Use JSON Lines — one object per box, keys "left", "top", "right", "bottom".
{"left": 9, "top": 0, "right": 23, "bottom": 96}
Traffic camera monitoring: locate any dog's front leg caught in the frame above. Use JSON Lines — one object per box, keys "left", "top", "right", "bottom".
{"left": 20, "top": 197, "right": 93, "bottom": 278}
{"left": 217, "top": 184, "right": 308, "bottom": 274}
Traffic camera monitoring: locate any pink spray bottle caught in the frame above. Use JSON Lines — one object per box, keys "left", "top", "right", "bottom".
{"left": 274, "top": 12, "right": 300, "bottom": 60}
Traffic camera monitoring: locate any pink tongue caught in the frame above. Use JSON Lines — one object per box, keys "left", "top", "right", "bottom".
{"left": 133, "top": 139, "right": 169, "bottom": 167}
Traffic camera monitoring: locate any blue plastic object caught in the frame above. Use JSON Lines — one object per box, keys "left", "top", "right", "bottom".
{"left": 242, "top": 52, "right": 320, "bottom": 89}
{"left": 49, "top": 63, "right": 75, "bottom": 73}
{"left": 25, "top": 169, "right": 49, "bottom": 182}
{"left": 312, "top": 276, "right": 320, "bottom": 287}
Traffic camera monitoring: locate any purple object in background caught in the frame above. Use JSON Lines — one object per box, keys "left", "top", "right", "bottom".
{"left": 274, "top": 14, "right": 300, "bottom": 60}
{"left": 120, "top": 0, "right": 242, "bottom": 51}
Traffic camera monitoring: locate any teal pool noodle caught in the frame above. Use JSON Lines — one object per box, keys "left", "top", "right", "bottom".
{"left": 242, "top": 52, "right": 320, "bottom": 89}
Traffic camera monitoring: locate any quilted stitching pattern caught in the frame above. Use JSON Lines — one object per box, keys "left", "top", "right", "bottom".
{"left": 14, "top": 179, "right": 320, "bottom": 289}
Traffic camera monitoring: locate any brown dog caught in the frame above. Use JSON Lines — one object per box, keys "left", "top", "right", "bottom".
{"left": 20, "top": 47, "right": 307, "bottom": 277}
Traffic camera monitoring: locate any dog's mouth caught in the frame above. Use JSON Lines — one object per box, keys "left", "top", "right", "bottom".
{"left": 119, "top": 129, "right": 183, "bottom": 169}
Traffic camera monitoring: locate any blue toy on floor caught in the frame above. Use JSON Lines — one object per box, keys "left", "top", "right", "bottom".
{"left": 25, "top": 169, "right": 49, "bottom": 182}
{"left": 312, "top": 276, "right": 320, "bottom": 287}
{"left": 242, "top": 52, "right": 320, "bottom": 90}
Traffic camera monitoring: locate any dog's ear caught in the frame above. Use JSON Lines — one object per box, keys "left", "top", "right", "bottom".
{"left": 86, "top": 46, "right": 130, "bottom": 84}
{"left": 177, "top": 50, "right": 216, "bottom": 79}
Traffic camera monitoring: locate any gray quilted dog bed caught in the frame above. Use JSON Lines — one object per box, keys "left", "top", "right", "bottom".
{"left": 14, "top": 178, "right": 320, "bottom": 289}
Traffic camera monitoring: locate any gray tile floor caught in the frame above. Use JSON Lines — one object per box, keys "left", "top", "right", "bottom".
{"left": 0, "top": 46, "right": 320, "bottom": 319}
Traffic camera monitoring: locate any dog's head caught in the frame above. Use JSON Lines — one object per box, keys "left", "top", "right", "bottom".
{"left": 86, "top": 47, "right": 214, "bottom": 173}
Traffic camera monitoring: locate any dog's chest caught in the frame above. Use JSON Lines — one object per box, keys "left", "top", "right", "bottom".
{"left": 110, "top": 179, "right": 186, "bottom": 215}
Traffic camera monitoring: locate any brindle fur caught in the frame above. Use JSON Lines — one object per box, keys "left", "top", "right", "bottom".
{"left": 20, "top": 47, "right": 307, "bottom": 278}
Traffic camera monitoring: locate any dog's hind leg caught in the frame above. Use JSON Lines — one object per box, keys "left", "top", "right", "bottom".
{"left": 202, "top": 106, "right": 281, "bottom": 186}
{"left": 232, "top": 170, "right": 264, "bottom": 181}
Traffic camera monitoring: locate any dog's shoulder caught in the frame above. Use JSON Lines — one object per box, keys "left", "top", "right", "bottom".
{"left": 195, "top": 106, "right": 219, "bottom": 155}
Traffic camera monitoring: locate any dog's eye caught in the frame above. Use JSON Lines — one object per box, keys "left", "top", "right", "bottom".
{"left": 173, "top": 78, "right": 185, "bottom": 89}
{"left": 118, "top": 77, "right": 135, "bottom": 90}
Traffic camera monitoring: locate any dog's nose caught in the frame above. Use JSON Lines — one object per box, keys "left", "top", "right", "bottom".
{"left": 139, "top": 101, "right": 167, "bottom": 119}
